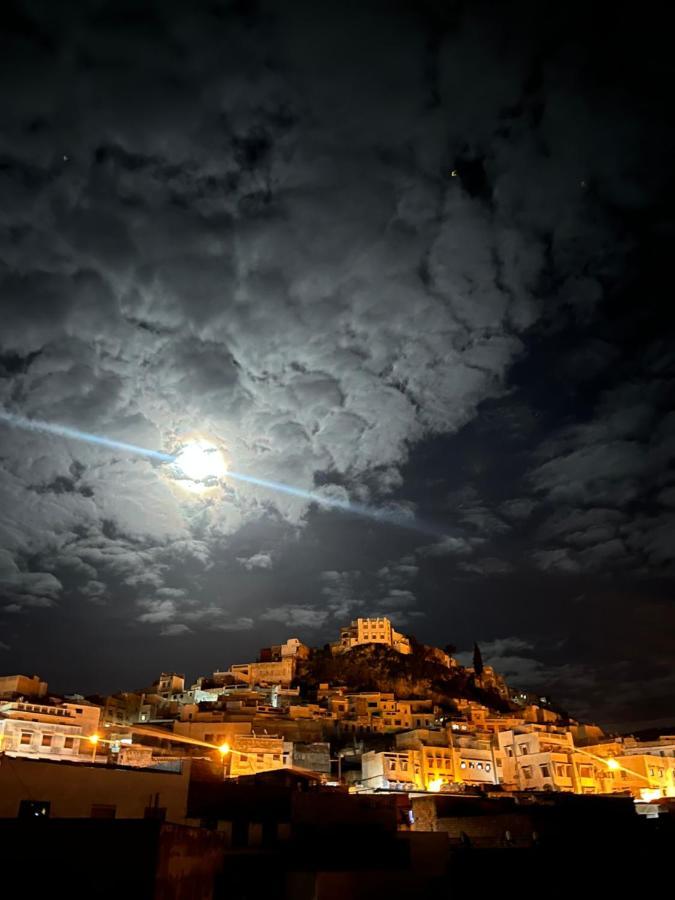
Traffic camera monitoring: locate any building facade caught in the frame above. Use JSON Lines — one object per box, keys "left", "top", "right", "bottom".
{"left": 0, "top": 674, "right": 48, "bottom": 699}
{"left": 0, "top": 698, "right": 101, "bottom": 762}
{"left": 229, "top": 734, "right": 291, "bottom": 777}
{"left": 336, "top": 617, "right": 412, "bottom": 655}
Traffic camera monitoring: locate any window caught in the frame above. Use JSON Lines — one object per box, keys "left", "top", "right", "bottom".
{"left": 91, "top": 804, "right": 116, "bottom": 819}
{"left": 41, "top": 734, "right": 52, "bottom": 747}
{"left": 522, "top": 766, "right": 533, "bottom": 779}
{"left": 460, "top": 761, "right": 467, "bottom": 769}
{"left": 496, "top": 759, "right": 502, "bottom": 767}
{"left": 485, "top": 763, "right": 492, "bottom": 772}
{"left": 64, "top": 737, "right": 74, "bottom": 749}
{"left": 519, "top": 744, "right": 529, "bottom": 755}
{"left": 506, "top": 747, "right": 513, "bottom": 757}
{"left": 477, "top": 762, "right": 483, "bottom": 770}
{"left": 20, "top": 732, "right": 32, "bottom": 745}
{"left": 19, "top": 800, "right": 50, "bottom": 819}
{"left": 540, "top": 765, "right": 550, "bottom": 778}
{"left": 469, "top": 761, "right": 475, "bottom": 769}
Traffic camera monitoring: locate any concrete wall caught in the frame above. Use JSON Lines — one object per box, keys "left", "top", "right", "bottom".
{"left": 0, "top": 756, "right": 190, "bottom": 823}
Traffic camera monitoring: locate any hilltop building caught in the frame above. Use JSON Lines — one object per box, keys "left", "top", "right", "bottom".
{"left": 335, "top": 617, "right": 412, "bottom": 655}
{"left": 259, "top": 638, "right": 310, "bottom": 662}
{"left": 229, "top": 658, "right": 296, "bottom": 687}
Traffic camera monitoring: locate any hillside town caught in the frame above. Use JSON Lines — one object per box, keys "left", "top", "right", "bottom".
{"left": 1, "top": 617, "right": 673, "bottom": 897}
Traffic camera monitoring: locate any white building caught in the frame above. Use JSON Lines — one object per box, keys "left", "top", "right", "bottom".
{"left": 496, "top": 727, "right": 597, "bottom": 793}
{"left": 362, "top": 750, "right": 419, "bottom": 791}
{"left": 0, "top": 698, "right": 101, "bottom": 762}
{"left": 229, "top": 734, "right": 292, "bottom": 777}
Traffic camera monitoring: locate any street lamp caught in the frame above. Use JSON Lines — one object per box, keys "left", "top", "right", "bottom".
{"left": 88, "top": 733, "right": 99, "bottom": 763}
{"left": 218, "top": 742, "right": 230, "bottom": 779}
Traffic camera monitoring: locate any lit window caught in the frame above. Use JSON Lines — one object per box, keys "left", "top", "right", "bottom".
{"left": 20, "top": 732, "right": 32, "bottom": 745}
{"left": 19, "top": 801, "right": 50, "bottom": 819}
{"left": 486, "top": 763, "right": 491, "bottom": 772}
{"left": 41, "top": 735, "right": 52, "bottom": 747}
{"left": 460, "top": 761, "right": 466, "bottom": 769}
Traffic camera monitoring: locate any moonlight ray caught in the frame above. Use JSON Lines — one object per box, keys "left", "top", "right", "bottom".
{"left": 0, "top": 410, "right": 441, "bottom": 536}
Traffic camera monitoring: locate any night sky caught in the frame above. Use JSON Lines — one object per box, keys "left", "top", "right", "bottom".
{"left": 1, "top": 1, "right": 673, "bottom": 732}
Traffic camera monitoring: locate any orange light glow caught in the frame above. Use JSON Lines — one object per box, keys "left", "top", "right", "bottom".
{"left": 607, "top": 758, "right": 620, "bottom": 770}
{"left": 218, "top": 742, "right": 231, "bottom": 756}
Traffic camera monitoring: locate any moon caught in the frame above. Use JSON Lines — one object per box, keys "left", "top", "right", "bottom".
{"left": 172, "top": 439, "right": 228, "bottom": 488}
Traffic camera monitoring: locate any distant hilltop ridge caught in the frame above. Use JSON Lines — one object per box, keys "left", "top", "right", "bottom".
{"left": 209, "top": 616, "right": 567, "bottom": 723}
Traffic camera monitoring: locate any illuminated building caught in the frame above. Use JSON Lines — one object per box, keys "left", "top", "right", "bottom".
{"left": 0, "top": 698, "right": 100, "bottom": 762}
{"left": 497, "top": 727, "right": 599, "bottom": 793}
{"left": 583, "top": 737, "right": 675, "bottom": 798}
{"left": 229, "top": 734, "right": 291, "bottom": 777}
{"left": 229, "top": 658, "right": 296, "bottom": 687}
{"left": 154, "top": 673, "right": 185, "bottom": 697}
{"left": 259, "top": 638, "right": 310, "bottom": 662}
{"left": 0, "top": 674, "right": 48, "bottom": 699}
{"left": 362, "top": 735, "right": 500, "bottom": 793}
{"left": 336, "top": 617, "right": 412, "bottom": 655}
{"left": 362, "top": 750, "right": 422, "bottom": 791}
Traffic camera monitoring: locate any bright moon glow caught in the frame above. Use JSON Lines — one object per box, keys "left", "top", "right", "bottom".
{"left": 0, "top": 412, "right": 442, "bottom": 535}
{"left": 173, "top": 440, "right": 228, "bottom": 485}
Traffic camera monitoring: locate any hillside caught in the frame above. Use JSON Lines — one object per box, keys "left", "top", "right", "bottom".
{"left": 295, "top": 641, "right": 513, "bottom": 714}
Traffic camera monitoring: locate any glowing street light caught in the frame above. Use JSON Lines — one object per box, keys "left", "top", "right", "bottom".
{"left": 218, "top": 742, "right": 231, "bottom": 780}
{"left": 606, "top": 758, "right": 620, "bottom": 770}
{"left": 427, "top": 777, "right": 445, "bottom": 793}
{"left": 88, "top": 733, "right": 99, "bottom": 762}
